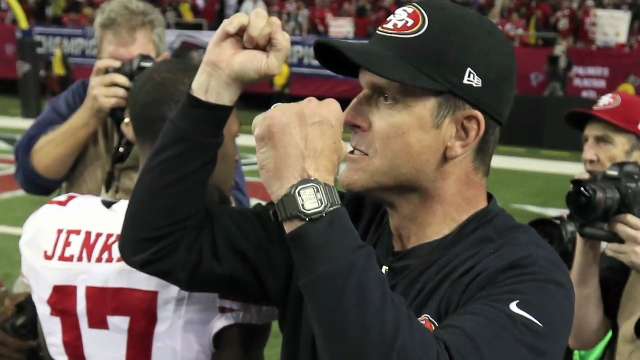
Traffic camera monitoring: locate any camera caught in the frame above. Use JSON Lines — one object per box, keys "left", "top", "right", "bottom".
{"left": 566, "top": 161, "right": 640, "bottom": 243}
{"left": 106, "top": 54, "right": 155, "bottom": 126}
{"left": 529, "top": 216, "right": 577, "bottom": 268}
{"left": 103, "top": 54, "right": 155, "bottom": 192}
{"left": 2, "top": 295, "right": 38, "bottom": 341}
{"left": 2, "top": 295, "right": 52, "bottom": 359}
{"left": 530, "top": 162, "right": 640, "bottom": 264}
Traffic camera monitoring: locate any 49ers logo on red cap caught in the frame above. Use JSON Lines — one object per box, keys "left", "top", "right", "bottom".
{"left": 377, "top": 4, "right": 428, "bottom": 38}
{"left": 593, "top": 93, "right": 622, "bottom": 110}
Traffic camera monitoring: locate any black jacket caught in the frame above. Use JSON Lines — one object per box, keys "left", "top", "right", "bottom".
{"left": 120, "top": 94, "right": 575, "bottom": 359}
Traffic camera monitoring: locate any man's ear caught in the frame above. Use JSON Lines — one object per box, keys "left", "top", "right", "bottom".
{"left": 444, "top": 109, "right": 485, "bottom": 161}
{"left": 120, "top": 117, "right": 136, "bottom": 144}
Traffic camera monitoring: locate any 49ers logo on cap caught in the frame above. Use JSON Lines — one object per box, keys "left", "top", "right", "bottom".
{"left": 417, "top": 314, "right": 439, "bottom": 333}
{"left": 377, "top": 4, "right": 428, "bottom": 38}
{"left": 593, "top": 93, "right": 622, "bottom": 110}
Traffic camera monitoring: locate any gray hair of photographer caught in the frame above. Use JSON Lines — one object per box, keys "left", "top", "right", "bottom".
{"left": 94, "top": 0, "right": 167, "bottom": 56}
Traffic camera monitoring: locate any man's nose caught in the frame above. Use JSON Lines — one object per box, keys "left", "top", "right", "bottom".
{"left": 582, "top": 142, "right": 597, "bottom": 164}
{"left": 343, "top": 97, "right": 369, "bottom": 133}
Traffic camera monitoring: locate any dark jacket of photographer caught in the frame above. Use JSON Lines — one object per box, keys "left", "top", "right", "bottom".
{"left": 120, "top": 95, "right": 575, "bottom": 360}
{"left": 14, "top": 80, "right": 138, "bottom": 200}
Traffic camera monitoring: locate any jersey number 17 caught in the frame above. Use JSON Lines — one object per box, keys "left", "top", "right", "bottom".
{"left": 47, "top": 285, "right": 158, "bottom": 360}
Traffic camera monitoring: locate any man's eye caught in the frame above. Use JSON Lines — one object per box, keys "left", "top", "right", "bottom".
{"left": 381, "top": 93, "right": 394, "bottom": 104}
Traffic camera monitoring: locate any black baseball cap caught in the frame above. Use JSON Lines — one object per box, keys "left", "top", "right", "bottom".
{"left": 313, "top": 0, "right": 516, "bottom": 125}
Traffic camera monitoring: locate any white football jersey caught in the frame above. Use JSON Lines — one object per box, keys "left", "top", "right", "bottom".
{"left": 20, "top": 194, "right": 276, "bottom": 360}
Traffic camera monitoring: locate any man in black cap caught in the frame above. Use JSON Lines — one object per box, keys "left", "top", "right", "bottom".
{"left": 120, "top": 2, "right": 574, "bottom": 358}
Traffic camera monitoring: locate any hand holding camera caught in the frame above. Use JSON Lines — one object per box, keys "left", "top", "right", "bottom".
{"left": 81, "top": 58, "right": 132, "bottom": 122}
{"left": 531, "top": 162, "right": 640, "bottom": 269}
{"left": 106, "top": 55, "right": 155, "bottom": 126}
{"left": 566, "top": 162, "right": 640, "bottom": 243}
{"left": 81, "top": 54, "right": 155, "bottom": 125}
{"left": 601, "top": 214, "right": 640, "bottom": 272}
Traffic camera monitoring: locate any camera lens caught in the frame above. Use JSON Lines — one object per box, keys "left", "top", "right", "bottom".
{"left": 566, "top": 181, "right": 620, "bottom": 224}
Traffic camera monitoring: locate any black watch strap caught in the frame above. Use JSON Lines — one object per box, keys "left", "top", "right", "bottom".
{"left": 274, "top": 192, "right": 301, "bottom": 221}
{"left": 274, "top": 179, "right": 341, "bottom": 222}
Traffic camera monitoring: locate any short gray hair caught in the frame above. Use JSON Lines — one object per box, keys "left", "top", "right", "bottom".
{"left": 433, "top": 94, "right": 472, "bottom": 128}
{"left": 94, "top": 0, "right": 166, "bottom": 55}
{"left": 433, "top": 94, "right": 501, "bottom": 177}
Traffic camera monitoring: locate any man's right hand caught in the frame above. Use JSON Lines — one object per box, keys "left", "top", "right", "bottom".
{"left": 192, "top": 9, "right": 291, "bottom": 105}
{"left": 81, "top": 58, "right": 131, "bottom": 120}
{"left": 602, "top": 214, "right": 640, "bottom": 272}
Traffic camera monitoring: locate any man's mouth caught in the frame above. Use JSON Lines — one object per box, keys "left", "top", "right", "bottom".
{"left": 348, "top": 144, "right": 368, "bottom": 156}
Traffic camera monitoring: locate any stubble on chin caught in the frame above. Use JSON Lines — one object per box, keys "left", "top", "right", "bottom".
{"left": 338, "top": 168, "right": 372, "bottom": 193}
{"left": 337, "top": 170, "right": 354, "bottom": 191}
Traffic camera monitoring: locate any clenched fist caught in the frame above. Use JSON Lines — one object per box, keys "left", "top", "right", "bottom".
{"left": 192, "top": 9, "right": 291, "bottom": 106}
{"left": 252, "top": 98, "right": 347, "bottom": 203}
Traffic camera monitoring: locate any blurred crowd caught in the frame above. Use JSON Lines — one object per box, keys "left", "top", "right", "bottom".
{"left": 492, "top": 0, "right": 640, "bottom": 48}
{"left": 0, "top": 0, "right": 395, "bottom": 36}
{"left": 0, "top": 0, "right": 639, "bottom": 46}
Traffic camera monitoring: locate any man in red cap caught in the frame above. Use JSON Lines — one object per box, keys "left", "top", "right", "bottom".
{"left": 566, "top": 92, "right": 640, "bottom": 359}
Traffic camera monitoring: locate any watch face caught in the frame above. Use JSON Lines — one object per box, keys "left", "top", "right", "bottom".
{"left": 295, "top": 183, "right": 326, "bottom": 214}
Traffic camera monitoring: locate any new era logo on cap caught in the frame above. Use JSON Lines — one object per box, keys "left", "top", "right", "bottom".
{"left": 377, "top": 4, "right": 428, "bottom": 38}
{"left": 463, "top": 68, "right": 482, "bottom": 88}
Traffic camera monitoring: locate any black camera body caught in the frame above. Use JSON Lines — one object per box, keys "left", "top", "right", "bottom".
{"left": 2, "top": 295, "right": 51, "bottom": 359}
{"left": 106, "top": 54, "right": 155, "bottom": 126}
{"left": 566, "top": 162, "right": 640, "bottom": 243}
{"left": 2, "top": 295, "right": 39, "bottom": 341}
{"left": 529, "top": 216, "right": 577, "bottom": 268}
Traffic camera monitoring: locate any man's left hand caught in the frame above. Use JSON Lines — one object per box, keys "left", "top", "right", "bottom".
{"left": 252, "top": 98, "right": 346, "bottom": 203}
{"left": 604, "top": 213, "right": 640, "bottom": 272}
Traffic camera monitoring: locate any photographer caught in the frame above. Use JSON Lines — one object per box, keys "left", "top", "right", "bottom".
{"left": 14, "top": 0, "right": 166, "bottom": 200}
{"left": 566, "top": 92, "right": 640, "bottom": 358}
{"left": 18, "top": 59, "right": 274, "bottom": 360}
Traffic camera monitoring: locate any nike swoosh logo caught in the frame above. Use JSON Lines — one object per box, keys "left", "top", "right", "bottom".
{"left": 509, "top": 300, "right": 543, "bottom": 327}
